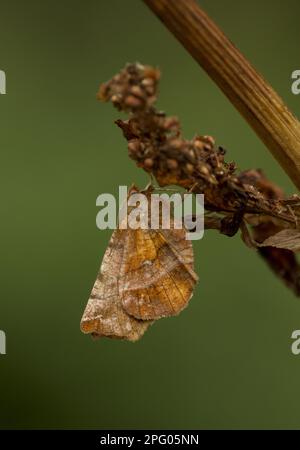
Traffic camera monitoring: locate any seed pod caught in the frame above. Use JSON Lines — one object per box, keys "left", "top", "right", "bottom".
{"left": 203, "top": 135, "right": 215, "bottom": 147}
{"left": 144, "top": 158, "right": 154, "bottom": 169}
{"left": 198, "top": 164, "right": 210, "bottom": 176}
{"left": 163, "top": 116, "right": 179, "bottom": 131}
{"left": 144, "top": 85, "right": 155, "bottom": 96}
{"left": 166, "top": 159, "right": 178, "bottom": 170}
{"left": 169, "top": 138, "right": 183, "bottom": 149}
{"left": 125, "top": 95, "right": 142, "bottom": 108}
{"left": 97, "top": 83, "right": 109, "bottom": 101}
{"left": 143, "top": 67, "right": 160, "bottom": 81}
{"left": 130, "top": 85, "right": 144, "bottom": 98}
{"left": 194, "top": 139, "right": 205, "bottom": 151}
{"left": 185, "top": 163, "right": 194, "bottom": 174}
{"left": 111, "top": 94, "right": 119, "bottom": 103}
{"left": 141, "top": 77, "right": 154, "bottom": 87}
{"left": 128, "top": 140, "right": 141, "bottom": 156}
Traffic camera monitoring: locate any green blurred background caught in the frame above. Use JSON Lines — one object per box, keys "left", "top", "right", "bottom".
{"left": 1, "top": 0, "right": 300, "bottom": 430}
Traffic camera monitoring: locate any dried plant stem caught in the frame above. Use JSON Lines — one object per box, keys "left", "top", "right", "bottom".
{"left": 143, "top": 0, "right": 300, "bottom": 190}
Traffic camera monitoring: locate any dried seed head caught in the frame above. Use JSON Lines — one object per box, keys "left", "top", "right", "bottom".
{"left": 144, "top": 158, "right": 154, "bottom": 169}
{"left": 166, "top": 159, "right": 178, "bottom": 170}
{"left": 198, "top": 164, "right": 210, "bottom": 176}
{"left": 144, "top": 85, "right": 155, "bottom": 96}
{"left": 169, "top": 138, "right": 183, "bottom": 149}
{"left": 143, "top": 67, "right": 160, "bottom": 82}
{"left": 141, "top": 77, "right": 154, "bottom": 87}
{"left": 228, "top": 162, "right": 237, "bottom": 172}
{"left": 97, "top": 83, "right": 109, "bottom": 101}
{"left": 98, "top": 63, "right": 160, "bottom": 112}
{"left": 128, "top": 139, "right": 141, "bottom": 156}
{"left": 125, "top": 95, "right": 143, "bottom": 108}
{"left": 111, "top": 94, "right": 120, "bottom": 104}
{"left": 185, "top": 163, "right": 194, "bottom": 174}
{"left": 203, "top": 135, "right": 215, "bottom": 147}
{"left": 193, "top": 140, "right": 205, "bottom": 151}
{"left": 130, "top": 85, "right": 144, "bottom": 98}
{"left": 162, "top": 116, "right": 179, "bottom": 131}
{"left": 189, "top": 148, "right": 196, "bottom": 159}
{"left": 208, "top": 175, "right": 218, "bottom": 185}
{"left": 218, "top": 146, "right": 226, "bottom": 155}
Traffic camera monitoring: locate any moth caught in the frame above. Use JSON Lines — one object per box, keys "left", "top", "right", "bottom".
{"left": 80, "top": 188, "right": 198, "bottom": 341}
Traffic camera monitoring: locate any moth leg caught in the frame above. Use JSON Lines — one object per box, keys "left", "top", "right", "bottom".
{"left": 185, "top": 206, "right": 245, "bottom": 237}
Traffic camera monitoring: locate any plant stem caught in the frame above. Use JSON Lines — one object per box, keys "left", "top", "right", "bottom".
{"left": 143, "top": 0, "right": 300, "bottom": 190}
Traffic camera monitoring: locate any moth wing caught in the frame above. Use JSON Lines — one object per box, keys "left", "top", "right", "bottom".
{"left": 80, "top": 229, "right": 152, "bottom": 341}
{"left": 119, "top": 227, "right": 198, "bottom": 320}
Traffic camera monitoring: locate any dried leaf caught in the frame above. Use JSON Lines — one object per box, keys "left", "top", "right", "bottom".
{"left": 260, "top": 229, "right": 300, "bottom": 252}
{"left": 258, "top": 246, "right": 300, "bottom": 296}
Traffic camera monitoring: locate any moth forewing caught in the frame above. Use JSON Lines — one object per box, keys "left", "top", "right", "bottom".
{"left": 119, "top": 221, "right": 198, "bottom": 321}
{"left": 80, "top": 229, "right": 152, "bottom": 342}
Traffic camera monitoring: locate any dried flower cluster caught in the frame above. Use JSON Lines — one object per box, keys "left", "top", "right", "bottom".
{"left": 98, "top": 63, "right": 300, "bottom": 296}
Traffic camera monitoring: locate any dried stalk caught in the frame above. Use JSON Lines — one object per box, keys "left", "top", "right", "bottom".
{"left": 98, "top": 62, "right": 300, "bottom": 296}
{"left": 143, "top": 0, "right": 300, "bottom": 190}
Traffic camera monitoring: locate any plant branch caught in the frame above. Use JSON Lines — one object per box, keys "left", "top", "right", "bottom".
{"left": 98, "top": 62, "right": 300, "bottom": 296}
{"left": 143, "top": 0, "right": 300, "bottom": 190}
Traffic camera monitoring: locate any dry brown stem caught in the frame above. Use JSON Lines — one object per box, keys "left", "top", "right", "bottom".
{"left": 143, "top": 0, "right": 300, "bottom": 190}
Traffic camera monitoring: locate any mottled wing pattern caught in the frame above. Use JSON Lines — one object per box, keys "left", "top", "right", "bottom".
{"left": 119, "top": 224, "right": 198, "bottom": 320}
{"left": 80, "top": 229, "right": 152, "bottom": 341}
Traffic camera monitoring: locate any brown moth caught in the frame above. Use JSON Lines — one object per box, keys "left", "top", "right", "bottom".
{"left": 80, "top": 188, "right": 198, "bottom": 341}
